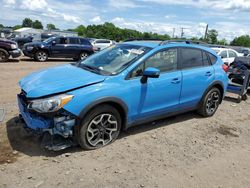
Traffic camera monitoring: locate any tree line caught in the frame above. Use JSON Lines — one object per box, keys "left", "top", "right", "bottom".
{"left": 1, "top": 18, "right": 250, "bottom": 47}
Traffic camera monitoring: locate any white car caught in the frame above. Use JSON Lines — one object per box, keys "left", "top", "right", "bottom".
{"left": 212, "top": 48, "right": 243, "bottom": 65}
{"left": 91, "top": 39, "right": 115, "bottom": 51}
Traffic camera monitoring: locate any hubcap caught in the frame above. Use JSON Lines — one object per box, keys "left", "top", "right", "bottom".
{"left": 206, "top": 91, "right": 220, "bottom": 114}
{"left": 37, "top": 52, "right": 47, "bottom": 61}
{"left": 80, "top": 53, "right": 88, "bottom": 60}
{"left": 86, "top": 114, "right": 118, "bottom": 147}
{"left": 0, "top": 51, "right": 6, "bottom": 61}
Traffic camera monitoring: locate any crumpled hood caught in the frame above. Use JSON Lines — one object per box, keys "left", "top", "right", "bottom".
{"left": 19, "top": 64, "right": 106, "bottom": 98}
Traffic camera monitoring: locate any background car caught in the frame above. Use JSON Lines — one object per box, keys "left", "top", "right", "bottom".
{"left": 0, "top": 38, "right": 22, "bottom": 62}
{"left": 18, "top": 40, "right": 228, "bottom": 150}
{"left": 212, "top": 47, "right": 243, "bottom": 65}
{"left": 91, "top": 39, "right": 115, "bottom": 51}
{"left": 23, "top": 36, "right": 94, "bottom": 62}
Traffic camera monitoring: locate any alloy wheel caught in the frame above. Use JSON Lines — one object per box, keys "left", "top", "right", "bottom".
{"left": 206, "top": 91, "right": 220, "bottom": 115}
{"left": 0, "top": 51, "right": 6, "bottom": 61}
{"left": 80, "top": 52, "right": 88, "bottom": 60}
{"left": 86, "top": 113, "right": 118, "bottom": 147}
{"left": 37, "top": 52, "right": 47, "bottom": 61}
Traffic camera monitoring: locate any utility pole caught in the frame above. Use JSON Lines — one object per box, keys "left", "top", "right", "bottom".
{"left": 180, "top": 28, "right": 188, "bottom": 38}
{"left": 172, "top": 28, "right": 175, "bottom": 38}
{"left": 204, "top": 24, "right": 208, "bottom": 40}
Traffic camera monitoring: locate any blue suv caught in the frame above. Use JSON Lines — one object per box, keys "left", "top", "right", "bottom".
{"left": 18, "top": 40, "right": 228, "bottom": 150}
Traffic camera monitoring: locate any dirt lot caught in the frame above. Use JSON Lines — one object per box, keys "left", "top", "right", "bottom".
{"left": 0, "top": 58, "right": 250, "bottom": 188}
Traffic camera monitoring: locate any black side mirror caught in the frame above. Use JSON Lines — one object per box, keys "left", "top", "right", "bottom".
{"left": 141, "top": 67, "right": 160, "bottom": 84}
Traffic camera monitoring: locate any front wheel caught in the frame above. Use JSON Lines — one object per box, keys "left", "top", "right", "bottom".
{"left": 198, "top": 87, "right": 221, "bottom": 117}
{"left": 77, "top": 105, "right": 121, "bottom": 150}
{"left": 0, "top": 49, "right": 9, "bottom": 62}
{"left": 35, "top": 50, "right": 48, "bottom": 62}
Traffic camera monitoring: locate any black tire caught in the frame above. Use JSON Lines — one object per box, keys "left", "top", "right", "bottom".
{"left": 77, "top": 104, "right": 121, "bottom": 150}
{"left": 35, "top": 50, "right": 48, "bottom": 62}
{"left": 197, "top": 87, "right": 221, "bottom": 117}
{"left": 242, "top": 94, "right": 248, "bottom": 101}
{"left": 78, "top": 51, "right": 89, "bottom": 60}
{"left": 0, "top": 49, "right": 9, "bottom": 62}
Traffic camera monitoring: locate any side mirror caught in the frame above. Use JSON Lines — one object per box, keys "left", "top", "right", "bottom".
{"left": 141, "top": 67, "right": 160, "bottom": 84}
{"left": 52, "top": 41, "right": 56, "bottom": 45}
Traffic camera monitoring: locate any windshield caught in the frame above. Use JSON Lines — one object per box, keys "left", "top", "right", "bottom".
{"left": 43, "top": 36, "right": 56, "bottom": 43}
{"left": 78, "top": 44, "right": 151, "bottom": 75}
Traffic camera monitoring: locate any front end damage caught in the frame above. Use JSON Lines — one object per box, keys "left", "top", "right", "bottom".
{"left": 17, "top": 92, "right": 78, "bottom": 151}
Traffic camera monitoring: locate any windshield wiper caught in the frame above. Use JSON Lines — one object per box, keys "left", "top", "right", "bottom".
{"left": 79, "top": 64, "right": 101, "bottom": 73}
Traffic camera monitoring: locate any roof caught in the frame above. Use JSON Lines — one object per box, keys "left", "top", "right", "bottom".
{"left": 124, "top": 41, "right": 161, "bottom": 48}
{"left": 124, "top": 41, "right": 217, "bottom": 55}
{"left": 14, "top": 27, "right": 42, "bottom": 32}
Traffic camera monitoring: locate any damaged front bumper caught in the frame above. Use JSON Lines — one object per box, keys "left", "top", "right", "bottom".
{"left": 17, "top": 94, "right": 78, "bottom": 150}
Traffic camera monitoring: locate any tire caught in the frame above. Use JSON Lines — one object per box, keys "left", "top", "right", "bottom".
{"left": 77, "top": 104, "right": 121, "bottom": 150}
{"left": 0, "top": 49, "right": 9, "bottom": 62}
{"left": 197, "top": 87, "right": 221, "bottom": 117}
{"left": 78, "top": 51, "right": 89, "bottom": 60}
{"left": 35, "top": 50, "right": 48, "bottom": 62}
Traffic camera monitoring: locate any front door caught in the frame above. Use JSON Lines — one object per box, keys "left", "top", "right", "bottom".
{"left": 50, "top": 37, "right": 70, "bottom": 57}
{"left": 127, "top": 48, "right": 182, "bottom": 122}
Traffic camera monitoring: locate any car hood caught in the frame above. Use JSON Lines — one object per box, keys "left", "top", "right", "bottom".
{"left": 19, "top": 64, "right": 106, "bottom": 98}
{"left": 0, "top": 38, "right": 16, "bottom": 45}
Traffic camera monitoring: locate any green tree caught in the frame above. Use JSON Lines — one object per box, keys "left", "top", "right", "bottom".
{"left": 0, "top": 24, "right": 3, "bottom": 28}
{"left": 22, "top": 18, "right": 33, "bottom": 27}
{"left": 32, "top": 20, "right": 43, "bottom": 29}
{"left": 231, "top": 35, "right": 250, "bottom": 47}
{"left": 74, "top": 25, "right": 86, "bottom": 36}
{"left": 206, "top": 29, "right": 218, "bottom": 44}
{"left": 217, "top": 38, "right": 228, "bottom": 45}
{"left": 46, "top": 23, "right": 57, "bottom": 30}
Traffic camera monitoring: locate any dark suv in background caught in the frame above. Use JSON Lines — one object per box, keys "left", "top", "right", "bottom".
{"left": 0, "top": 38, "right": 22, "bottom": 62}
{"left": 23, "top": 36, "right": 94, "bottom": 62}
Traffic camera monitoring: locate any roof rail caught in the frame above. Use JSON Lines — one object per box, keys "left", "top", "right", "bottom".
{"left": 124, "top": 38, "right": 163, "bottom": 42}
{"left": 159, "top": 40, "right": 209, "bottom": 46}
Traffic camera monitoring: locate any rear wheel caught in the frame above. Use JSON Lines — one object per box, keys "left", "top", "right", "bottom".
{"left": 77, "top": 105, "right": 121, "bottom": 150}
{"left": 35, "top": 50, "right": 48, "bottom": 62}
{"left": 0, "top": 49, "right": 9, "bottom": 62}
{"left": 198, "top": 87, "right": 221, "bottom": 117}
{"left": 79, "top": 52, "right": 89, "bottom": 60}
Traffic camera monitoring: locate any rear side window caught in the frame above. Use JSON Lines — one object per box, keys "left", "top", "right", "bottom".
{"left": 181, "top": 48, "right": 203, "bottom": 69}
{"left": 80, "top": 39, "right": 91, "bottom": 45}
{"left": 228, "top": 50, "right": 237, "bottom": 58}
{"left": 96, "top": 40, "right": 110, "bottom": 44}
{"left": 69, "top": 38, "right": 79, "bottom": 44}
{"left": 202, "top": 51, "right": 210, "bottom": 66}
{"left": 220, "top": 50, "right": 227, "bottom": 58}
{"left": 207, "top": 53, "right": 217, "bottom": 65}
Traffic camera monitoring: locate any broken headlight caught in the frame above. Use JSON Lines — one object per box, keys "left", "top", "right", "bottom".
{"left": 28, "top": 94, "right": 73, "bottom": 113}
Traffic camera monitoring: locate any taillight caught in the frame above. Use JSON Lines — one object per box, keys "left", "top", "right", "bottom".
{"left": 222, "top": 64, "right": 229, "bottom": 72}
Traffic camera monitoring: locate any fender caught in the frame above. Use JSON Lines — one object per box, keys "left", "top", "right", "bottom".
{"left": 199, "top": 80, "right": 225, "bottom": 106}
{"left": 78, "top": 97, "right": 128, "bottom": 123}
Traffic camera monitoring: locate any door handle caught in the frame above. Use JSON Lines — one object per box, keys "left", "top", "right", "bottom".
{"left": 171, "top": 78, "right": 180, "bottom": 84}
{"left": 205, "top": 71, "right": 213, "bottom": 77}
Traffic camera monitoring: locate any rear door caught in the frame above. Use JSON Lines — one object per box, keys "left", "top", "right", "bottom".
{"left": 180, "top": 47, "right": 215, "bottom": 108}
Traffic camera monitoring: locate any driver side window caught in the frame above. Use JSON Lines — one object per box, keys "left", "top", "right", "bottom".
{"left": 130, "top": 48, "right": 178, "bottom": 78}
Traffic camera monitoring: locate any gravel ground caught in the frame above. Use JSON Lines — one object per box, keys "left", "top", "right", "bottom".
{"left": 0, "top": 58, "right": 250, "bottom": 188}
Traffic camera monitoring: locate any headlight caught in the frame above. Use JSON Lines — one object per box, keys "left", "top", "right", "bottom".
{"left": 11, "top": 44, "right": 17, "bottom": 49}
{"left": 27, "top": 46, "right": 34, "bottom": 50}
{"left": 28, "top": 94, "right": 74, "bottom": 113}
